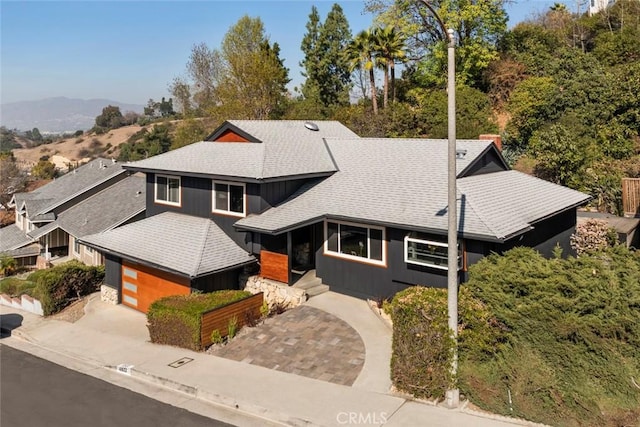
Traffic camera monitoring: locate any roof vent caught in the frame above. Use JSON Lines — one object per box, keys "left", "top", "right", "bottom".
{"left": 456, "top": 149, "right": 467, "bottom": 159}
{"left": 304, "top": 121, "right": 319, "bottom": 131}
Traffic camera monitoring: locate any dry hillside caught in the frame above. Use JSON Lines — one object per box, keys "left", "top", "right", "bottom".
{"left": 12, "top": 124, "right": 145, "bottom": 171}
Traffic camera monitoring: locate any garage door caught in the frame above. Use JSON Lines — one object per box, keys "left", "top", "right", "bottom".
{"left": 121, "top": 261, "right": 190, "bottom": 313}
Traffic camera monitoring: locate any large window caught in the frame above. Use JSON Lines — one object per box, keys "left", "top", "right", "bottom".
{"left": 324, "top": 220, "right": 385, "bottom": 265}
{"left": 404, "top": 236, "right": 462, "bottom": 270}
{"left": 213, "top": 181, "right": 245, "bottom": 217}
{"left": 155, "top": 175, "right": 181, "bottom": 206}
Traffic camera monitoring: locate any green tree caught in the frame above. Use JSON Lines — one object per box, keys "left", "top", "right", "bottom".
{"left": 214, "top": 16, "right": 290, "bottom": 119}
{"left": 30, "top": 127, "right": 43, "bottom": 142}
{"left": 0, "top": 127, "right": 20, "bottom": 152}
{"left": 373, "top": 26, "right": 407, "bottom": 107}
{"left": 31, "top": 159, "right": 57, "bottom": 179}
{"left": 0, "top": 153, "right": 28, "bottom": 209}
{"left": 366, "top": 0, "right": 508, "bottom": 88}
{"left": 95, "top": 105, "right": 124, "bottom": 130}
{"left": 172, "top": 16, "right": 290, "bottom": 120}
{"left": 346, "top": 30, "right": 379, "bottom": 115}
{"left": 171, "top": 119, "right": 207, "bottom": 150}
{"left": 300, "top": 4, "right": 353, "bottom": 110}
{"left": 408, "top": 85, "right": 497, "bottom": 138}
{"left": 506, "top": 76, "right": 562, "bottom": 147}
{"left": 528, "top": 121, "right": 594, "bottom": 187}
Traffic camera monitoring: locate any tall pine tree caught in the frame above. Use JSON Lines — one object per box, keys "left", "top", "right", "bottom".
{"left": 300, "top": 4, "right": 352, "bottom": 109}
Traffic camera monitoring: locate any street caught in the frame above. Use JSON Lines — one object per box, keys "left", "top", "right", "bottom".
{"left": 0, "top": 345, "right": 234, "bottom": 427}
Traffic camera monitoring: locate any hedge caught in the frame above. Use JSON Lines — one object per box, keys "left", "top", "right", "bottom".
{"left": 387, "top": 286, "right": 500, "bottom": 400}
{"left": 28, "top": 261, "right": 104, "bottom": 315}
{"left": 0, "top": 277, "right": 36, "bottom": 297}
{"left": 147, "top": 290, "right": 251, "bottom": 351}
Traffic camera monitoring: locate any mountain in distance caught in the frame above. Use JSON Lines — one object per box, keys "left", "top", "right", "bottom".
{"left": 0, "top": 96, "right": 144, "bottom": 133}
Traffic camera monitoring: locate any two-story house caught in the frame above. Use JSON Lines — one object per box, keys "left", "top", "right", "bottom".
{"left": 81, "top": 120, "right": 590, "bottom": 313}
{"left": 1, "top": 158, "right": 128, "bottom": 266}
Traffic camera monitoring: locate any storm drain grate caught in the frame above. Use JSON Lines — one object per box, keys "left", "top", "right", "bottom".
{"left": 168, "top": 357, "right": 194, "bottom": 368}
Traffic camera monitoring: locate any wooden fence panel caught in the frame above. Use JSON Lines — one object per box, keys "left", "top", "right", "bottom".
{"left": 200, "top": 292, "right": 263, "bottom": 347}
{"left": 260, "top": 250, "right": 289, "bottom": 283}
{"left": 622, "top": 178, "right": 640, "bottom": 218}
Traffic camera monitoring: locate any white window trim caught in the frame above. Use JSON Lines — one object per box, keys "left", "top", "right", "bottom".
{"left": 404, "top": 236, "right": 462, "bottom": 271}
{"left": 72, "top": 238, "right": 81, "bottom": 256}
{"left": 323, "top": 220, "right": 386, "bottom": 266}
{"left": 212, "top": 180, "right": 246, "bottom": 218}
{"left": 154, "top": 174, "right": 181, "bottom": 206}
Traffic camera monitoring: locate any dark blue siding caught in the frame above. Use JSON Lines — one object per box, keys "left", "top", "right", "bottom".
{"left": 104, "top": 254, "right": 122, "bottom": 303}
{"left": 260, "top": 179, "right": 309, "bottom": 211}
{"left": 145, "top": 173, "right": 260, "bottom": 251}
{"left": 315, "top": 226, "right": 469, "bottom": 299}
{"left": 191, "top": 269, "right": 242, "bottom": 293}
{"left": 315, "top": 209, "right": 578, "bottom": 299}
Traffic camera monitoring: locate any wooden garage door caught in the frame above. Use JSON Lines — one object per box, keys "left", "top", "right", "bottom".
{"left": 121, "top": 261, "right": 190, "bottom": 313}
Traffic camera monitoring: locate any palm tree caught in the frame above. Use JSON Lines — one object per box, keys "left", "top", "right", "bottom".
{"left": 346, "top": 30, "right": 378, "bottom": 115}
{"left": 373, "top": 26, "right": 406, "bottom": 106}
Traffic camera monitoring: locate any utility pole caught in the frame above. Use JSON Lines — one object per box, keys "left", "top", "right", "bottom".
{"left": 445, "top": 26, "right": 459, "bottom": 409}
{"left": 416, "top": 0, "right": 459, "bottom": 408}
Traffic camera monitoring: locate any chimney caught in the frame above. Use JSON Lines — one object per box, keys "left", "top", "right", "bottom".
{"left": 479, "top": 134, "right": 502, "bottom": 152}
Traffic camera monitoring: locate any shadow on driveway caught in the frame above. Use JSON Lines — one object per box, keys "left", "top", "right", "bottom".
{"left": 0, "top": 313, "right": 24, "bottom": 338}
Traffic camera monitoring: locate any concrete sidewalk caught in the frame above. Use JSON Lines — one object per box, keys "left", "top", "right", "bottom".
{"left": 0, "top": 294, "right": 540, "bottom": 427}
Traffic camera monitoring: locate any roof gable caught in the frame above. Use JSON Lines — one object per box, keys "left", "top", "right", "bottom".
{"left": 12, "top": 158, "right": 125, "bottom": 217}
{"left": 457, "top": 143, "right": 510, "bottom": 178}
{"left": 28, "top": 175, "right": 146, "bottom": 239}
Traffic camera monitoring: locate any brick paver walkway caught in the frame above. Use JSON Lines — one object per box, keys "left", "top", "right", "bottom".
{"left": 210, "top": 305, "right": 365, "bottom": 386}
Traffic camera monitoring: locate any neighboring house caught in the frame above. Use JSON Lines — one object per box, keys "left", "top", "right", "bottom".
{"left": 26, "top": 175, "right": 146, "bottom": 266}
{"left": 589, "top": 0, "right": 615, "bottom": 15}
{"left": 81, "top": 120, "right": 591, "bottom": 313}
{"left": 0, "top": 158, "right": 128, "bottom": 265}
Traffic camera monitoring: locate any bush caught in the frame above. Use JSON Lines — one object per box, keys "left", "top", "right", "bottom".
{"left": 29, "top": 261, "right": 104, "bottom": 315}
{"left": 388, "top": 287, "right": 455, "bottom": 399}
{"left": 0, "top": 277, "right": 35, "bottom": 297}
{"left": 460, "top": 246, "right": 640, "bottom": 426}
{"left": 570, "top": 218, "right": 618, "bottom": 255}
{"left": 147, "top": 290, "right": 251, "bottom": 351}
{"left": 387, "top": 286, "right": 501, "bottom": 400}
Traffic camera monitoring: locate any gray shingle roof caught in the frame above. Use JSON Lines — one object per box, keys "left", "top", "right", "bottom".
{"left": 27, "top": 175, "right": 146, "bottom": 240}
{"left": 236, "top": 138, "right": 591, "bottom": 242}
{"left": 124, "top": 120, "right": 358, "bottom": 180}
{"left": 12, "top": 158, "right": 125, "bottom": 218}
{"left": 81, "top": 212, "right": 255, "bottom": 278}
{"left": 2, "top": 243, "right": 40, "bottom": 259}
{"left": 0, "top": 224, "right": 33, "bottom": 252}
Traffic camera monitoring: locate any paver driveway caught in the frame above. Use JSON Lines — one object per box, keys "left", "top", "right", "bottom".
{"left": 210, "top": 305, "right": 365, "bottom": 386}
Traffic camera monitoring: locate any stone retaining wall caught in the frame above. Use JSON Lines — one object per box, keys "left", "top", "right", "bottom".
{"left": 241, "top": 274, "right": 307, "bottom": 310}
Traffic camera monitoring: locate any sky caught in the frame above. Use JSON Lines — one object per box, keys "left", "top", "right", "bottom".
{"left": 1, "top": 0, "right": 564, "bottom": 106}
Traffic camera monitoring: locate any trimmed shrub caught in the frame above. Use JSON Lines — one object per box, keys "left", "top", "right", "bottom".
{"left": 147, "top": 290, "right": 251, "bottom": 351}
{"left": 388, "top": 286, "right": 502, "bottom": 400}
{"left": 388, "top": 287, "right": 455, "bottom": 399}
{"left": 29, "top": 261, "right": 104, "bottom": 315}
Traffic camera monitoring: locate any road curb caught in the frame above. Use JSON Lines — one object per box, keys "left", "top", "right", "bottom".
{"left": 109, "top": 366, "right": 307, "bottom": 427}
